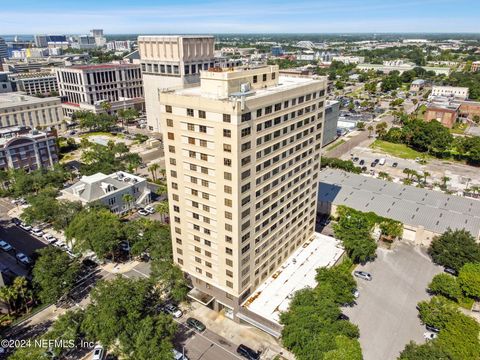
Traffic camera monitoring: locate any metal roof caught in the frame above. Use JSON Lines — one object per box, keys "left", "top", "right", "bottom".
{"left": 318, "top": 169, "right": 480, "bottom": 238}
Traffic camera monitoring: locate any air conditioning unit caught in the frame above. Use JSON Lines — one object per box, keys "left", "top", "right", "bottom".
{"left": 240, "top": 83, "right": 250, "bottom": 93}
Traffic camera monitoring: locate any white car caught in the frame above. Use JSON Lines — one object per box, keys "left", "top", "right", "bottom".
{"left": 424, "top": 331, "right": 438, "bottom": 340}
{"left": 0, "top": 240, "right": 13, "bottom": 252}
{"left": 352, "top": 289, "right": 360, "bottom": 299}
{"left": 164, "top": 304, "right": 183, "bottom": 318}
{"left": 19, "top": 223, "right": 32, "bottom": 231}
{"left": 138, "top": 208, "right": 149, "bottom": 216}
{"left": 144, "top": 205, "right": 155, "bottom": 214}
{"left": 31, "top": 228, "right": 44, "bottom": 237}
{"left": 43, "top": 233, "right": 57, "bottom": 243}
{"left": 92, "top": 345, "right": 104, "bottom": 360}
{"left": 16, "top": 253, "right": 31, "bottom": 266}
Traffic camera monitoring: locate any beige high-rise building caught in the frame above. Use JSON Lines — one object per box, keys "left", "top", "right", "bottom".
{"left": 138, "top": 35, "right": 216, "bottom": 133}
{"left": 159, "top": 65, "right": 327, "bottom": 324}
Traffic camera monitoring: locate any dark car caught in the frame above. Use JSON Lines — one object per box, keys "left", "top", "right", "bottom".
{"left": 392, "top": 162, "right": 398, "bottom": 168}
{"left": 236, "top": 344, "right": 260, "bottom": 360}
{"left": 186, "top": 317, "right": 206, "bottom": 332}
{"left": 11, "top": 217, "right": 21, "bottom": 226}
{"left": 359, "top": 160, "right": 365, "bottom": 165}
{"left": 374, "top": 158, "right": 380, "bottom": 163}
{"left": 352, "top": 157, "right": 359, "bottom": 162}
{"left": 338, "top": 313, "right": 350, "bottom": 321}
{"left": 426, "top": 324, "right": 440, "bottom": 333}
{"left": 361, "top": 166, "right": 367, "bottom": 172}
{"left": 444, "top": 267, "right": 458, "bottom": 276}
{"left": 371, "top": 162, "right": 377, "bottom": 167}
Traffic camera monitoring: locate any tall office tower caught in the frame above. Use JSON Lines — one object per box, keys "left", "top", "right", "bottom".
{"left": 34, "top": 35, "right": 49, "bottom": 48}
{"left": 0, "top": 38, "right": 8, "bottom": 64}
{"left": 90, "top": 29, "right": 106, "bottom": 47}
{"left": 138, "top": 35, "right": 216, "bottom": 132}
{"left": 159, "top": 65, "right": 327, "bottom": 321}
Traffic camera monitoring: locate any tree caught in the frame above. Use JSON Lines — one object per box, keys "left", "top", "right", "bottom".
{"left": 131, "top": 314, "right": 177, "bottom": 360}
{"left": 155, "top": 200, "right": 170, "bottom": 222}
{"left": 398, "top": 341, "right": 450, "bottom": 360}
{"left": 375, "top": 122, "right": 388, "bottom": 138}
{"left": 46, "top": 310, "right": 86, "bottom": 357}
{"left": 378, "top": 171, "right": 392, "bottom": 181}
{"left": 458, "top": 263, "right": 480, "bottom": 299}
{"left": 428, "top": 273, "right": 462, "bottom": 300}
{"left": 100, "top": 101, "right": 112, "bottom": 114}
{"left": 65, "top": 207, "right": 124, "bottom": 260}
{"left": 315, "top": 260, "right": 356, "bottom": 305}
{"left": 356, "top": 121, "right": 366, "bottom": 131}
{"left": 367, "top": 125, "right": 374, "bottom": 137}
{"left": 417, "top": 296, "right": 459, "bottom": 330}
{"left": 32, "top": 247, "right": 79, "bottom": 304}
{"left": 0, "top": 285, "right": 16, "bottom": 314}
{"left": 323, "top": 335, "right": 362, "bottom": 360}
{"left": 122, "top": 193, "right": 135, "bottom": 211}
{"left": 148, "top": 163, "right": 160, "bottom": 181}
{"left": 428, "top": 229, "right": 480, "bottom": 271}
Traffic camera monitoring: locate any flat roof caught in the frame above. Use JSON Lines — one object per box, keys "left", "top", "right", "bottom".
{"left": 174, "top": 75, "right": 321, "bottom": 100}
{"left": 0, "top": 92, "right": 60, "bottom": 108}
{"left": 318, "top": 168, "right": 480, "bottom": 237}
{"left": 242, "top": 233, "right": 345, "bottom": 324}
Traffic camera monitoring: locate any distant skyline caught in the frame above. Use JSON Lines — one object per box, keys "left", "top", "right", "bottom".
{"left": 2, "top": 0, "right": 479, "bottom": 35}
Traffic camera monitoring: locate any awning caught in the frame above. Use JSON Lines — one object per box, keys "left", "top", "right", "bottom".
{"left": 187, "top": 288, "right": 215, "bottom": 306}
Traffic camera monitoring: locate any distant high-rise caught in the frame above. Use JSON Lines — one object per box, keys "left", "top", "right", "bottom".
{"left": 0, "top": 38, "right": 8, "bottom": 64}
{"left": 159, "top": 65, "right": 326, "bottom": 321}
{"left": 138, "top": 35, "right": 216, "bottom": 132}
{"left": 90, "top": 29, "right": 106, "bottom": 47}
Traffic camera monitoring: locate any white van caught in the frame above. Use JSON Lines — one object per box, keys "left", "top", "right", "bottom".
{"left": 378, "top": 158, "right": 386, "bottom": 166}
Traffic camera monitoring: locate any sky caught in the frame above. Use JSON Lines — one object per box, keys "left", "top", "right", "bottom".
{"left": 1, "top": 0, "right": 479, "bottom": 34}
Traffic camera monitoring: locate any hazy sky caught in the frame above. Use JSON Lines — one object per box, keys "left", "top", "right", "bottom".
{"left": 2, "top": 0, "right": 479, "bottom": 34}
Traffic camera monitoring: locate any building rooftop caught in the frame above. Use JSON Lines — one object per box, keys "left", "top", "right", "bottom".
{"left": 242, "top": 233, "right": 345, "bottom": 325}
{"left": 62, "top": 171, "right": 146, "bottom": 203}
{"left": 318, "top": 169, "right": 480, "bottom": 238}
{"left": 0, "top": 92, "right": 60, "bottom": 109}
{"left": 174, "top": 74, "right": 322, "bottom": 101}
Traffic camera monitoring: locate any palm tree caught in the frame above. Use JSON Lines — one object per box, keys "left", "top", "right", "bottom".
{"left": 12, "top": 277, "right": 31, "bottom": 313}
{"left": 441, "top": 176, "right": 450, "bottom": 190}
{"left": 0, "top": 286, "right": 16, "bottom": 315}
{"left": 367, "top": 125, "right": 374, "bottom": 138}
{"left": 423, "top": 171, "right": 431, "bottom": 185}
{"left": 159, "top": 168, "right": 166, "bottom": 180}
{"left": 148, "top": 163, "right": 160, "bottom": 182}
{"left": 155, "top": 200, "right": 170, "bottom": 222}
{"left": 122, "top": 193, "right": 135, "bottom": 211}
{"left": 403, "top": 168, "right": 412, "bottom": 179}
{"left": 100, "top": 101, "right": 112, "bottom": 114}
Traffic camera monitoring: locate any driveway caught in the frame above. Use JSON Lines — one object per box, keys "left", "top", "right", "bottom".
{"left": 343, "top": 242, "right": 443, "bottom": 360}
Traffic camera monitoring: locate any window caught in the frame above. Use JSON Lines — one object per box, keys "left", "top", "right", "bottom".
{"left": 187, "top": 123, "right": 195, "bottom": 131}
{"left": 224, "top": 185, "right": 232, "bottom": 194}
{"left": 224, "top": 158, "right": 232, "bottom": 167}
{"left": 241, "top": 142, "right": 251, "bottom": 151}
{"left": 274, "top": 103, "right": 281, "bottom": 111}
{"left": 241, "top": 127, "right": 251, "bottom": 137}
{"left": 241, "top": 112, "right": 251, "bottom": 122}
{"left": 188, "top": 137, "right": 195, "bottom": 145}
{"left": 223, "top": 129, "right": 231, "bottom": 138}
{"left": 224, "top": 172, "right": 232, "bottom": 180}
{"left": 199, "top": 125, "right": 207, "bottom": 133}
{"left": 262, "top": 74, "right": 267, "bottom": 81}
{"left": 198, "top": 110, "right": 206, "bottom": 119}
{"left": 187, "top": 108, "right": 194, "bottom": 117}
{"left": 225, "top": 198, "right": 232, "bottom": 207}
{"left": 165, "top": 105, "right": 172, "bottom": 113}
{"left": 256, "top": 109, "right": 262, "bottom": 117}
{"left": 265, "top": 106, "right": 272, "bottom": 115}
{"left": 166, "top": 119, "right": 173, "bottom": 127}
{"left": 168, "top": 145, "right": 175, "bottom": 153}
{"left": 223, "top": 114, "right": 231, "bottom": 123}
{"left": 169, "top": 158, "right": 176, "bottom": 165}
{"left": 223, "top": 144, "right": 231, "bottom": 152}
{"left": 199, "top": 139, "right": 207, "bottom": 147}
{"left": 253, "top": 75, "right": 258, "bottom": 83}
{"left": 225, "top": 211, "right": 232, "bottom": 219}
{"left": 226, "top": 270, "right": 233, "bottom": 278}
{"left": 200, "top": 154, "right": 208, "bottom": 161}
{"left": 272, "top": 72, "right": 276, "bottom": 80}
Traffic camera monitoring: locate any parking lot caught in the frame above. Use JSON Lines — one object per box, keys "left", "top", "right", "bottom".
{"left": 343, "top": 242, "right": 443, "bottom": 360}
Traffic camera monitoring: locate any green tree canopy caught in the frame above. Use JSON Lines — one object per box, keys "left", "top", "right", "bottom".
{"left": 428, "top": 273, "right": 462, "bottom": 301}
{"left": 458, "top": 263, "right": 480, "bottom": 299}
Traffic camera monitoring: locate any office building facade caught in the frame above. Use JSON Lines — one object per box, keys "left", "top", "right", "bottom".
{"left": 56, "top": 63, "right": 144, "bottom": 117}
{"left": 0, "top": 38, "right": 7, "bottom": 64}
{"left": 9, "top": 72, "right": 58, "bottom": 96}
{"left": 159, "top": 65, "right": 326, "bottom": 320}
{"left": 0, "top": 93, "right": 63, "bottom": 130}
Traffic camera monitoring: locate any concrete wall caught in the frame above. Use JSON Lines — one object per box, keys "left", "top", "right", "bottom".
{"left": 322, "top": 100, "right": 339, "bottom": 146}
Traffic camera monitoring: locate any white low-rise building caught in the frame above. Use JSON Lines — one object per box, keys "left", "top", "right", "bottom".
{"left": 430, "top": 85, "right": 469, "bottom": 100}
{"left": 61, "top": 171, "right": 151, "bottom": 214}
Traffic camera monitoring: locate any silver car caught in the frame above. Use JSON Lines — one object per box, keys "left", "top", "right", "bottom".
{"left": 354, "top": 271, "right": 372, "bottom": 281}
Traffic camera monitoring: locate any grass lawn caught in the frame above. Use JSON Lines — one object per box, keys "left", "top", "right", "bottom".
{"left": 370, "top": 140, "right": 431, "bottom": 160}
{"left": 80, "top": 131, "right": 124, "bottom": 139}
{"left": 450, "top": 123, "right": 468, "bottom": 135}
{"left": 326, "top": 139, "right": 346, "bottom": 152}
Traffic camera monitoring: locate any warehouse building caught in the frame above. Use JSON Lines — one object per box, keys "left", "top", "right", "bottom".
{"left": 317, "top": 169, "right": 480, "bottom": 246}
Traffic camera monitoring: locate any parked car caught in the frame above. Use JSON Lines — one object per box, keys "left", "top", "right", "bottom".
{"left": 379, "top": 158, "right": 386, "bottom": 165}
{"left": 137, "top": 208, "right": 149, "bottom": 216}
{"left": 354, "top": 271, "right": 372, "bottom": 281}
{"left": 359, "top": 160, "right": 365, "bottom": 165}
{"left": 186, "top": 317, "right": 206, "bottom": 332}
{"left": 392, "top": 162, "right": 398, "bottom": 168}
{"left": 164, "top": 303, "right": 183, "bottom": 318}
{"left": 144, "top": 205, "right": 155, "bottom": 214}
{"left": 172, "top": 349, "right": 189, "bottom": 360}
{"left": 361, "top": 166, "right": 367, "bottom": 172}
{"left": 92, "top": 345, "right": 104, "bottom": 360}
{"left": 19, "top": 223, "right": 32, "bottom": 231}
{"left": 370, "top": 162, "right": 377, "bottom": 167}
{"left": 352, "top": 288, "right": 360, "bottom": 299}
{"left": 424, "top": 331, "right": 438, "bottom": 340}
{"left": 43, "top": 233, "right": 57, "bottom": 244}
{"left": 319, "top": 217, "right": 331, "bottom": 226}
{"left": 444, "top": 267, "right": 458, "bottom": 276}
{"left": 236, "top": 344, "right": 260, "bottom": 360}
{"left": 338, "top": 313, "right": 350, "bottom": 321}
{"left": 374, "top": 158, "right": 380, "bottom": 164}
{"left": 352, "top": 157, "right": 359, "bottom": 162}
{"left": 0, "top": 240, "right": 13, "bottom": 252}
{"left": 16, "top": 253, "right": 32, "bottom": 266}
{"left": 31, "top": 228, "right": 44, "bottom": 237}
{"left": 11, "top": 217, "right": 21, "bottom": 226}
{"left": 426, "top": 324, "right": 440, "bottom": 333}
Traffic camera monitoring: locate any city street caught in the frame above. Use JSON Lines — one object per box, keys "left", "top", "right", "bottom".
{"left": 343, "top": 242, "right": 443, "bottom": 360}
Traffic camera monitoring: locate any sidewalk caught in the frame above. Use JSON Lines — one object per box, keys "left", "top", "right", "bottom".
{"left": 183, "top": 302, "right": 294, "bottom": 360}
